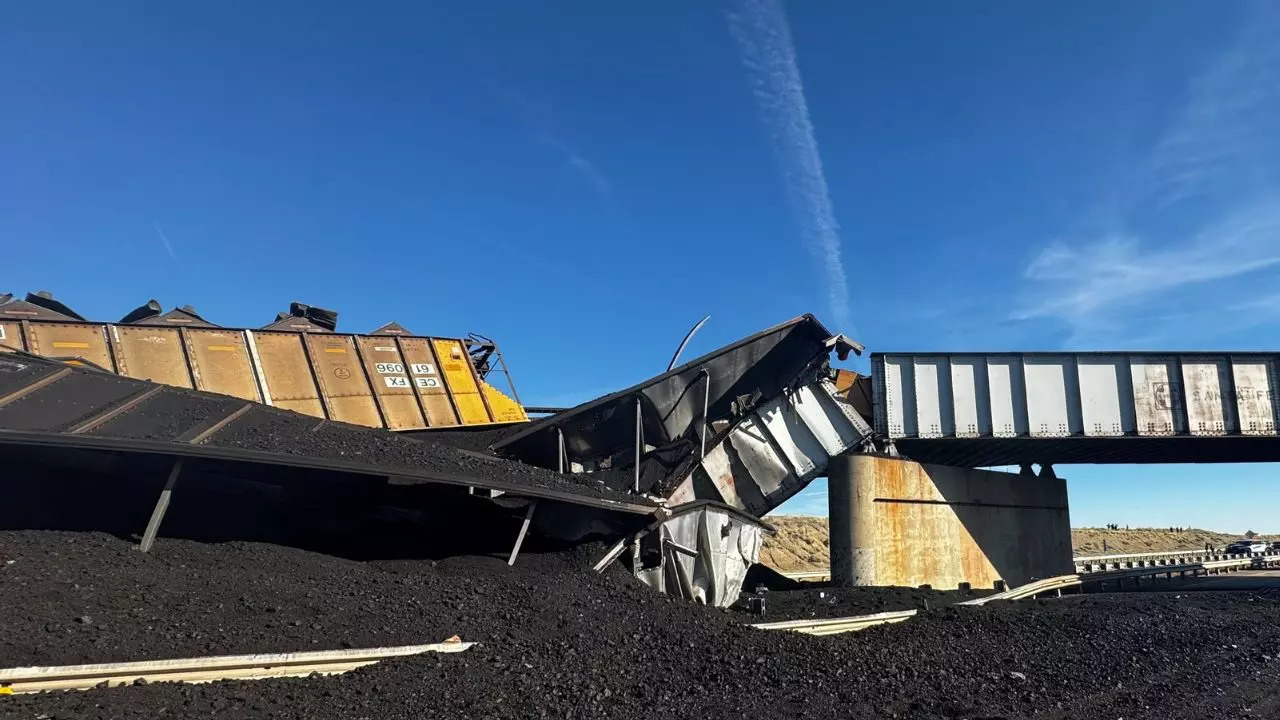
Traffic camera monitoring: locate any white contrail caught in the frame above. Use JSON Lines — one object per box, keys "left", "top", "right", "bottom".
{"left": 729, "top": 0, "right": 852, "bottom": 333}
{"left": 153, "top": 221, "right": 178, "bottom": 260}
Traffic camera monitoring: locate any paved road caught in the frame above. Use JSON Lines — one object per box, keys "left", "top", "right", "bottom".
{"left": 1171, "top": 569, "right": 1280, "bottom": 592}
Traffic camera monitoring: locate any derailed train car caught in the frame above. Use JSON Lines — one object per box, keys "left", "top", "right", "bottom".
{"left": 0, "top": 291, "right": 872, "bottom": 607}
{"left": 493, "top": 314, "right": 876, "bottom": 605}
{"left": 0, "top": 292, "right": 526, "bottom": 430}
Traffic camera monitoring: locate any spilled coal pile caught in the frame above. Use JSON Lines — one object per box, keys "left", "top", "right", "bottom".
{"left": 3, "top": 531, "right": 1280, "bottom": 720}
{"left": 734, "top": 584, "right": 995, "bottom": 620}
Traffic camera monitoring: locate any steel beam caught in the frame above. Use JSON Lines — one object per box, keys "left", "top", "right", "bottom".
{"left": 139, "top": 459, "right": 184, "bottom": 553}
{"left": 506, "top": 501, "right": 538, "bottom": 566}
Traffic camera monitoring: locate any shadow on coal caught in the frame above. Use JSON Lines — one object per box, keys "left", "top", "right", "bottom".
{"left": 0, "top": 445, "right": 594, "bottom": 562}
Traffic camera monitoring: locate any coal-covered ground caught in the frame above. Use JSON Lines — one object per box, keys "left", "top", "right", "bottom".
{"left": 0, "top": 529, "right": 610, "bottom": 667}
{"left": 736, "top": 584, "right": 995, "bottom": 620}
{"left": 4, "top": 531, "right": 1280, "bottom": 719}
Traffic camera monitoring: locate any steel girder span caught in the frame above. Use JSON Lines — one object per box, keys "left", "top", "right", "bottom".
{"left": 873, "top": 352, "right": 1280, "bottom": 466}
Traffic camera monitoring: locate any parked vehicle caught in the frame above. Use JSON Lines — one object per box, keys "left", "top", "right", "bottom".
{"left": 1226, "top": 540, "right": 1268, "bottom": 554}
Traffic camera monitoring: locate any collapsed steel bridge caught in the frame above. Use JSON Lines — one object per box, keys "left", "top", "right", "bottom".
{"left": 0, "top": 307, "right": 873, "bottom": 607}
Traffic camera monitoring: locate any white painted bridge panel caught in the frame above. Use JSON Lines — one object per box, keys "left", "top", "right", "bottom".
{"left": 757, "top": 396, "right": 821, "bottom": 479}
{"left": 949, "top": 357, "right": 985, "bottom": 438}
{"left": 1076, "top": 356, "right": 1127, "bottom": 436}
{"left": 879, "top": 356, "right": 912, "bottom": 437}
{"left": 677, "top": 377, "right": 871, "bottom": 514}
{"left": 730, "top": 413, "right": 790, "bottom": 499}
{"left": 1233, "top": 359, "right": 1277, "bottom": 435}
{"left": 985, "top": 357, "right": 1024, "bottom": 438}
{"left": 1130, "top": 357, "right": 1178, "bottom": 436}
{"left": 1182, "top": 357, "right": 1228, "bottom": 436}
{"left": 874, "top": 352, "right": 1280, "bottom": 441}
{"left": 1024, "top": 357, "right": 1074, "bottom": 437}
{"left": 912, "top": 357, "right": 948, "bottom": 438}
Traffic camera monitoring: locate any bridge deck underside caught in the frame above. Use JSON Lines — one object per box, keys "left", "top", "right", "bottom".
{"left": 892, "top": 435, "right": 1280, "bottom": 467}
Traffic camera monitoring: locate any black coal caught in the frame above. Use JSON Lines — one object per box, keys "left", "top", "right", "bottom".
{"left": 203, "top": 407, "right": 645, "bottom": 504}
{"left": 3, "top": 531, "right": 1279, "bottom": 720}
{"left": 735, "top": 584, "right": 995, "bottom": 620}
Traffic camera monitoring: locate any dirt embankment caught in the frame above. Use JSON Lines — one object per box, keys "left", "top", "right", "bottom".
{"left": 760, "top": 515, "right": 831, "bottom": 571}
{"left": 762, "top": 516, "right": 1268, "bottom": 571}
{"left": 1071, "top": 527, "right": 1252, "bottom": 555}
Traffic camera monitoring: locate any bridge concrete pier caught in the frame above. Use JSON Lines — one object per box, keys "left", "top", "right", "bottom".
{"left": 829, "top": 454, "right": 1073, "bottom": 589}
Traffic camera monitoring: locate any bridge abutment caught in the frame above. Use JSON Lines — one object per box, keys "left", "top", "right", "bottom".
{"left": 829, "top": 454, "right": 1073, "bottom": 589}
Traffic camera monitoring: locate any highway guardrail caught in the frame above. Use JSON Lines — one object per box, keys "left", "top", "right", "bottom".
{"left": 966, "top": 551, "right": 1280, "bottom": 605}
{"left": 779, "top": 570, "right": 831, "bottom": 582}
{"left": 958, "top": 575, "right": 1082, "bottom": 605}
{"left": 760, "top": 552, "right": 1280, "bottom": 637}
{"left": 1076, "top": 550, "right": 1278, "bottom": 573}
{"left": 780, "top": 550, "right": 1278, "bottom": 582}
{"left": 1073, "top": 550, "right": 1260, "bottom": 572}
{"left": 1073, "top": 549, "right": 1205, "bottom": 563}
{"left": 1080, "top": 552, "right": 1280, "bottom": 586}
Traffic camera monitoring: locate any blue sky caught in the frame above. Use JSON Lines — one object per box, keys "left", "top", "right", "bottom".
{"left": 3, "top": 1, "right": 1277, "bottom": 532}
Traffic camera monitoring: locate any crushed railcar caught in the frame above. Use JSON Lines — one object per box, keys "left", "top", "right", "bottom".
{"left": 1, "top": 292, "right": 871, "bottom": 607}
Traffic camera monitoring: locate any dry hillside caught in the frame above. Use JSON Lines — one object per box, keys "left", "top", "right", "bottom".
{"left": 759, "top": 516, "right": 831, "bottom": 571}
{"left": 761, "top": 516, "right": 1268, "bottom": 572}
{"left": 1070, "top": 527, "right": 1250, "bottom": 555}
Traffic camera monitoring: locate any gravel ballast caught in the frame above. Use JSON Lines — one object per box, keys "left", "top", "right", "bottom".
{"left": 3, "top": 531, "right": 1280, "bottom": 719}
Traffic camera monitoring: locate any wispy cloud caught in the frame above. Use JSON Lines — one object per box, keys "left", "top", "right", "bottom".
{"left": 496, "top": 86, "right": 615, "bottom": 199}
{"left": 542, "top": 137, "right": 612, "bottom": 198}
{"left": 153, "top": 221, "right": 178, "bottom": 260}
{"left": 1015, "top": 208, "right": 1280, "bottom": 322}
{"left": 729, "top": 0, "right": 852, "bottom": 333}
{"left": 1148, "top": 3, "right": 1280, "bottom": 209}
{"left": 769, "top": 479, "right": 829, "bottom": 517}
{"left": 1016, "top": 1, "right": 1280, "bottom": 345}
{"left": 1232, "top": 292, "right": 1280, "bottom": 313}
